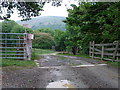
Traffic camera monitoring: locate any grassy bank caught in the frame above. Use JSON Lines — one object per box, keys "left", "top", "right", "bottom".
{"left": 2, "top": 59, "right": 36, "bottom": 67}
{"left": 33, "top": 48, "right": 55, "bottom": 55}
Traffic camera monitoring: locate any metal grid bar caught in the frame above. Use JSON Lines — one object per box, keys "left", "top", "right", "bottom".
{"left": 0, "top": 39, "right": 26, "bottom": 40}
{"left": 0, "top": 43, "right": 26, "bottom": 44}
{"left": 0, "top": 57, "right": 26, "bottom": 59}
{"left": 0, "top": 54, "right": 25, "bottom": 55}
{"left": 0, "top": 33, "right": 27, "bottom": 35}
{"left": 0, "top": 33, "right": 29, "bottom": 60}
{"left": 0, "top": 47, "right": 25, "bottom": 49}
{"left": 0, "top": 51, "right": 25, "bottom": 52}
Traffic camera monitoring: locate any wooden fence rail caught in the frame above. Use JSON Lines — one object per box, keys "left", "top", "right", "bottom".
{"left": 89, "top": 41, "right": 120, "bottom": 62}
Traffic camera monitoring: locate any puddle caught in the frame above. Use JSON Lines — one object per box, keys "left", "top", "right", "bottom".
{"left": 46, "top": 56, "right": 51, "bottom": 59}
{"left": 52, "top": 70, "right": 62, "bottom": 77}
{"left": 46, "top": 80, "right": 75, "bottom": 88}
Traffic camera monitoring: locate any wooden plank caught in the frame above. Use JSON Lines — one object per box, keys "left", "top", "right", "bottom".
{"left": 94, "top": 48, "right": 101, "bottom": 52}
{"left": 105, "top": 48, "right": 120, "bottom": 51}
{"left": 95, "top": 43, "right": 113, "bottom": 46}
{"left": 93, "top": 52, "right": 120, "bottom": 56}
{"left": 104, "top": 48, "right": 115, "bottom": 51}
{"left": 94, "top": 52, "right": 101, "bottom": 55}
{"left": 89, "top": 51, "right": 93, "bottom": 53}
{"left": 104, "top": 53, "right": 120, "bottom": 56}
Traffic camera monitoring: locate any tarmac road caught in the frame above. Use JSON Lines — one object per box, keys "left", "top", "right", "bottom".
{"left": 2, "top": 54, "right": 119, "bottom": 89}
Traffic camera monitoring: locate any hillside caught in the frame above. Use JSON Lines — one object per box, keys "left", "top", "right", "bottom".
{"left": 17, "top": 16, "right": 66, "bottom": 31}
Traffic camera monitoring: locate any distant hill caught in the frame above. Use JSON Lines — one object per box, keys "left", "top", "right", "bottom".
{"left": 17, "top": 16, "right": 66, "bottom": 31}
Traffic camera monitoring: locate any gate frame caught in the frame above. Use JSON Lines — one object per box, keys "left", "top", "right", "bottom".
{"left": 0, "top": 33, "right": 33, "bottom": 60}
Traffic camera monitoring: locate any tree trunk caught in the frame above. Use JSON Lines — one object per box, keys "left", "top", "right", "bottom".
{"left": 72, "top": 46, "right": 77, "bottom": 55}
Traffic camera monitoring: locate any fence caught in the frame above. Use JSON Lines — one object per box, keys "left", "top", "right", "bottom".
{"left": 89, "top": 41, "right": 120, "bottom": 62}
{"left": 0, "top": 33, "right": 33, "bottom": 60}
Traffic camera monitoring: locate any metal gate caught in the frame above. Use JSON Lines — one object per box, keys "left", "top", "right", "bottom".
{"left": 0, "top": 33, "right": 33, "bottom": 60}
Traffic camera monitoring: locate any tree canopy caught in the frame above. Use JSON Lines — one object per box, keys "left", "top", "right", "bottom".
{"left": 0, "top": 1, "right": 62, "bottom": 20}
{"left": 64, "top": 2, "right": 120, "bottom": 54}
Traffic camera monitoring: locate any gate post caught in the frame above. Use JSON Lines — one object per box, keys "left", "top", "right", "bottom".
{"left": 101, "top": 45, "right": 104, "bottom": 60}
{"left": 26, "top": 34, "right": 34, "bottom": 60}
{"left": 92, "top": 41, "right": 95, "bottom": 59}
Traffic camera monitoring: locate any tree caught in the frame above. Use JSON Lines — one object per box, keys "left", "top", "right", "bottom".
{"left": 34, "top": 28, "right": 55, "bottom": 36}
{"left": 11, "top": 25, "right": 33, "bottom": 33}
{"left": 33, "top": 32, "right": 55, "bottom": 49}
{"left": 64, "top": 2, "right": 120, "bottom": 54}
{"left": 1, "top": 1, "right": 62, "bottom": 20}
{"left": 53, "top": 29, "right": 66, "bottom": 51}
{"left": 2, "top": 20, "right": 17, "bottom": 33}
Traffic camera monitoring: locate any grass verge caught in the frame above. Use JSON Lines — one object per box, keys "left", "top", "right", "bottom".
{"left": 1, "top": 59, "right": 36, "bottom": 67}
{"left": 103, "top": 61, "right": 120, "bottom": 68}
{"left": 1, "top": 48, "right": 55, "bottom": 68}
{"left": 34, "top": 48, "right": 55, "bottom": 55}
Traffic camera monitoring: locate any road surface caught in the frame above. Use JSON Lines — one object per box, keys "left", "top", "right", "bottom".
{"left": 2, "top": 54, "right": 119, "bottom": 89}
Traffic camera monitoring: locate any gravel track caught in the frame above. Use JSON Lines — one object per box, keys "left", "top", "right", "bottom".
{"left": 2, "top": 54, "right": 119, "bottom": 89}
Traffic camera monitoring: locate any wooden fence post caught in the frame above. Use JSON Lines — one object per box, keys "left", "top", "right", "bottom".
{"left": 113, "top": 41, "right": 119, "bottom": 60}
{"left": 101, "top": 45, "right": 104, "bottom": 60}
{"left": 89, "top": 41, "right": 92, "bottom": 57}
{"left": 92, "top": 41, "right": 95, "bottom": 59}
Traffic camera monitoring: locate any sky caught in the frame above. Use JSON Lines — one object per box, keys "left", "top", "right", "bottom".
{"left": 8, "top": 0, "right": 78, "bottom": 21}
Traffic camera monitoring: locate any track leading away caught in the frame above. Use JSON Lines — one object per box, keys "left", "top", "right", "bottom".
{"left": 2, "top": 54, "right": 119, "bottom": 88}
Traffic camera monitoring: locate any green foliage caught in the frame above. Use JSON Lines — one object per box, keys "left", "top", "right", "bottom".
{"left": 33, "top": 28, "right": 67, "bottom": 51}
{"left": 2, "top": 20, "right": 33, "bottom": 33}
{"left": 2, "top": 20, "right": 17, "bottom": 33}
{"left": 11, "top": 25, "right": 33, "bottom": 33}
{"left": 34, "top": 48, "right": 55, "bottom": 55}
{"left": 35, "top": 28, "right": 55, "bottom": 36}
{"left": 53, "top": 29, "right": 66, "bottom": 51}
{"left": 1, "top": 2, "right": 62, "bottom": 20}
{"left": 33, "top": 32, "right": 55, "bottom": 49}
{"left": 64, "top": 2, "right": 120, "bottom": 54}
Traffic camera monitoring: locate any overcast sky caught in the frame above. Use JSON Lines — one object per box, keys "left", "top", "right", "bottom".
{"left": 8, "top": 0, "right": 78, "bottom": 21}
